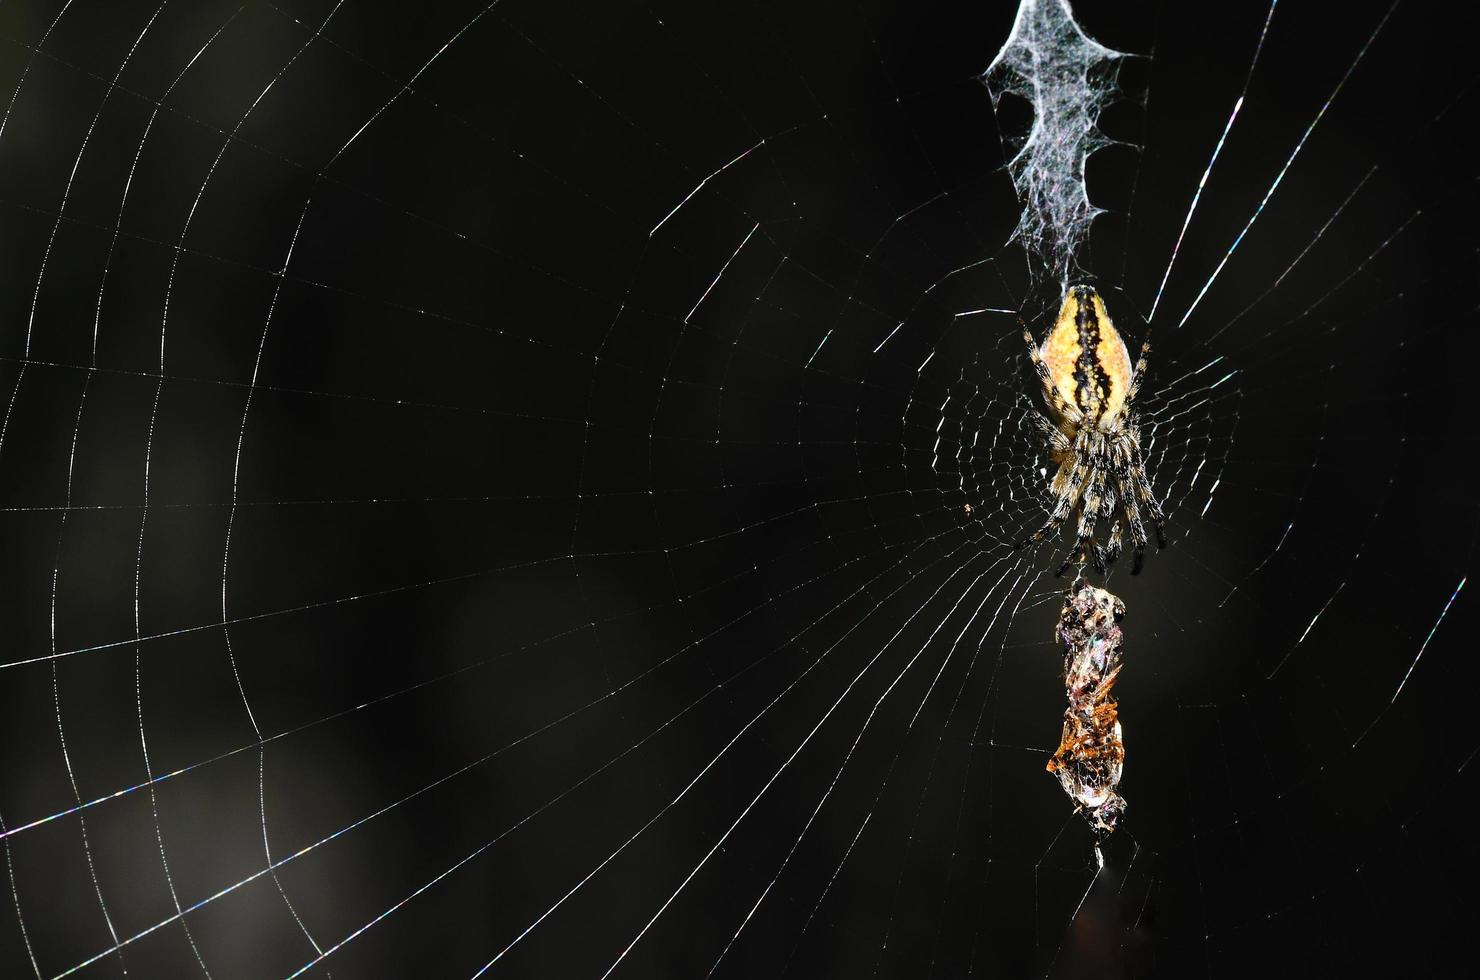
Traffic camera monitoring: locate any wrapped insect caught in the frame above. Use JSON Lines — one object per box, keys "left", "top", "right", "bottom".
{"left": 1046, "top": 579, "right": 1127, "bottom": 836}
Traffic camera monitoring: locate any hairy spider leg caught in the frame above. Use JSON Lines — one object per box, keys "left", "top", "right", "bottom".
{"left": 1023, "top": 328, "right": 1082, "bottom": 425}
{"left": 1069, "top": 465, "right": 1112, "bottom": 576}
{"left": 1031, "top": 409, "right": 1071, "bottom": 452}
{"left": 1124, "top": 334, "right": 1151, "bottom": 406}
{"left": 1131, "top": 459, "right": 1168, "bottom": 550}
{"left": 1103, "top": 519, "right": 1125, "bottom": 566}
{"left": 1098, "top": 440, "right": 1129, "bottom": 569}
{"left": 1112, "top": 463, "right": 1153, "bottom": 575}
{"left": 1097, "top": 477, "right": 1120, "bottom": 562}
{"left": 1121, "top": 339, "right": 1163, "bottom": 573}
{"left": 1019, "top": 458, "right": 1091, "bottom": 551}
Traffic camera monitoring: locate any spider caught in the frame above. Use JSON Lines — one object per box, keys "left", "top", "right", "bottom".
{"left": 1019, "top": 285, "right": 1166, "bottom": 575}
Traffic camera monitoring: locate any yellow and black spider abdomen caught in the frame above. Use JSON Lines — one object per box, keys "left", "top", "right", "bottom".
{"left": 1040, "top": 285, "right": 1133, "bottom": 426}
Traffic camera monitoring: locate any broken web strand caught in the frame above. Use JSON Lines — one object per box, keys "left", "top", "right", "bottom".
{"left": 1145, "top": 0, "right": 1278, "bottom": 323}
{"left": 1191, "top": 53, "right": 1480, "bottom": 374}
{"left": 1215, "top": 167, "right": 1478, "bottom": 368}
{"left": 1206, "top": 68, "right": 1479, "bottom": 347}
{"left": 1170, "top": 0, "right": 1401, "bottom": 331}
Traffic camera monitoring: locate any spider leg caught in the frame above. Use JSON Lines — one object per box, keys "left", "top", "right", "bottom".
{"left": 1066, "top": 466, "right": 1110, "bottom": 576}
{"left": 1100, "top": 439, "right": 1129, "bottom": 570}
{"left": 1017, "top": 459, "right": 1089, "bottom": 552}
{"left": 1128, "top": 458, "right": 1168, "bottom": 551}
{"left": 1031, "top": 409, "right": 1071, "bottom": 453}
{"left": 1126, "top": 334, "right": 1151, "bottom": 406}
{"left": 1023, "top": 329, "right": 1082, "bottom": 425}
{"left": 1103, "top": 519, "right": 1124, "bottom": 568}
{"left": 1096, "top": 482, "right": 1121, "bottom": 567}
{"left": 1114, "top": 468, "right": 1149, "bottom": 575}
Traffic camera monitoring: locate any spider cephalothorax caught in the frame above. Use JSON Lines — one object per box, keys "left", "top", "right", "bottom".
{"left": 1020, "top": 285, "right": 1166, "bottom": 574}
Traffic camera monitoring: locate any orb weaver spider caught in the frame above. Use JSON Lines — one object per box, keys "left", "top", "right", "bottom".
{"left": 1019, "top": 285, "right": 1166, "bottom": 575}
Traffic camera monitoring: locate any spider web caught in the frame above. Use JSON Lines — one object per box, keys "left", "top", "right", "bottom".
{"left": 0, "top": 1, "right": 1475, "bottom": 977}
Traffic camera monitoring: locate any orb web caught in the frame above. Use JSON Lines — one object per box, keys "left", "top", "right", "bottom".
{"left": 0, "top": 1, "right": 1473, "bottom": 977}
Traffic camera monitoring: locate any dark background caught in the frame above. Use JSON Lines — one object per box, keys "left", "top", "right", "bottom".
{"left": 1, "top": 1, "right": 1476, "bottom": 977}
